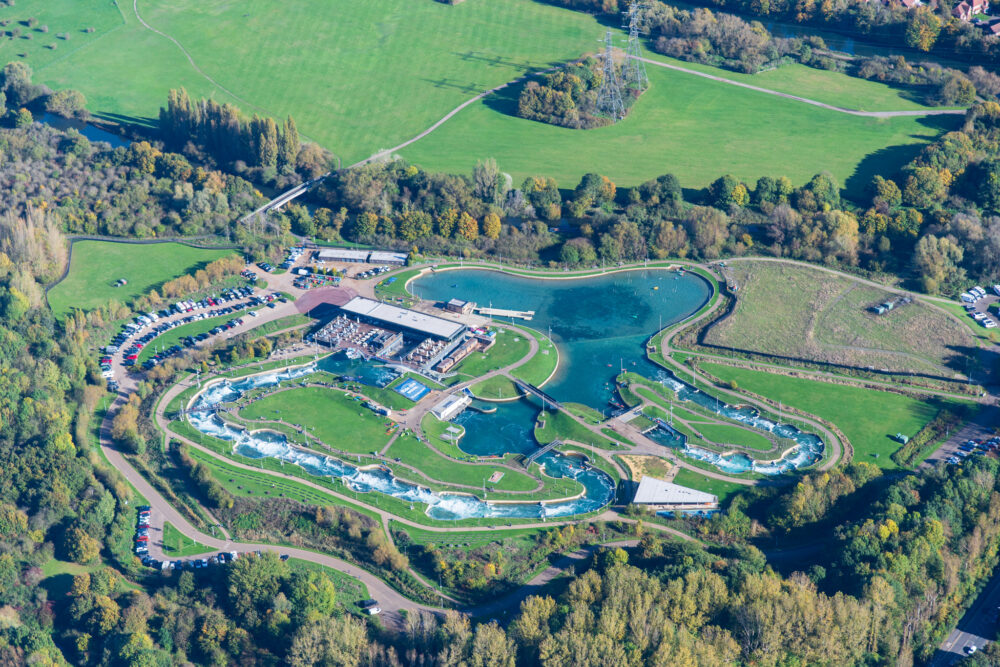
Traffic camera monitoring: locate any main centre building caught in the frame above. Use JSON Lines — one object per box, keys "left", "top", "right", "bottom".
{"left": 339, "top": 296, "right": 466, "bottom": 341}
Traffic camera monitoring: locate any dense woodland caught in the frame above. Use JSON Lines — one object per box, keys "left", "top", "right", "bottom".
{"left": 640, "top": 4, "right": 978, "bottom": 106}
{"left": 159, "top": 89, "right": 334, "bottom": 190}
{"left": 540, "top": 0, "right": 1000, "bottom": 61}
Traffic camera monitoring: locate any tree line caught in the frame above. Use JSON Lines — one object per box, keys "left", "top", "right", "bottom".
{"left": 299, "top": 100, "right": 1000, "bottom": 296}
{"left": 539, "top": 0, "right": 1000, "bottom": 62}
{"left": 159, "top": 88, "right": 332, "bottom": 189}
{"left": 640, "top": 3, "right": 978, "bottom": 106}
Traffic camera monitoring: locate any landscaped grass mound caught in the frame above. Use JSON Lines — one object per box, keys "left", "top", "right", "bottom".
{"left": 701, "top": 362, "right": 972, "bottom": 469}
{"left": 47, "top": 241, "right": 235, "bottom": 316}
{"left": 238, "top": 387, "right": 396, "bottom": 454}
{"left": 703, "top": 260, "right": 975, "bottom": 382}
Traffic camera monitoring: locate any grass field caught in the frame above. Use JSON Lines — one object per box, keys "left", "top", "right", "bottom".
{"left": 0, "top": 0, "right": 124, "bottom": 71}
{"left": 393, "top": 521, "right": 543, "bottom": 550}
{"left": 384, "top": 433, "right": 539, "bottom": 492}
{"left": 21, "top": 0, "right": 956, "bottom": 193}
{"left": 687, "top": 422, "right": 774, "bottom": 452}
{"left": 33, "top": 0, "right": 600, "bottom": 152}
{"left": 630, "top": 378, "right": 782, "bottom": 453}
{"left": 47, "top": 241, "right": 234, "bottom": 315}
{"left": 509, "top": 326, "right": 559, "bottom": 386}
{"left": 671, "top": 468, "right": 745, "bottom": 506}
{"left": 402, "top": 62, "right": 957, "bottom": 193}
{"left": 239, "top": 387, "right": 395, "bottom": 454}
{"left": 703, "top": 261, "right": 975, "bottom": 381}
{"left": 450, "top": 327, "right": 530, "bottom": 380}
{"left": 535, "top": 410, "right": 618, "bottom": 450}
{"left": 161, "top": 521, "right": 214, "bottom": 557}
{"left": 644, "top": 54, "right": 942, "bottom": 113}
{"left": 701, "top": 362, "right": 971, "bottom": 469}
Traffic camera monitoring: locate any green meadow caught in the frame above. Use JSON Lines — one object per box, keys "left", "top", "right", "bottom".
{"left": 10, "top": 0, "right": 957, "bottom": 193}
{"left": 47, "top": 241, "right": 234, "bottom": 316}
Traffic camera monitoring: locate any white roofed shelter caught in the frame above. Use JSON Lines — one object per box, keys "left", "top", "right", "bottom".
{"left": 367, "top": 250, "right": 407, "bottom": 265}
{"left": 316, "top": 248, "right": 370, "bottom": 262}
{"left": 431, "top": 394, "right": 472, "bottom": 421}
{"left": 632, "top": 476, "right": 718, "bottom": 510}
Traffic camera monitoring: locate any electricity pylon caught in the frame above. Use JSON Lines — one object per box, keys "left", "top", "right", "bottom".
{"left": 623, "top": 1, "right": 649, "bottom": 90}
{"left": 595, "top": 30, "right": 625, "bottom": 121}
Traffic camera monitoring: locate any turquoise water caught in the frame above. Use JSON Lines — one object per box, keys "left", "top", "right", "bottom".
{"left": 186, "top": 363, "right": 613, "bottom": 519}
{"left": 411, "top": 268, "right": 826, "bottom": 474}
{"left": 412, "top": 268, "right": 711, "bottom": 408}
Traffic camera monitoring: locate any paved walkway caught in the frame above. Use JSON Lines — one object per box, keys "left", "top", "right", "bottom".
{"left": 637, "top": 57, "right": 966, "bottom": 118}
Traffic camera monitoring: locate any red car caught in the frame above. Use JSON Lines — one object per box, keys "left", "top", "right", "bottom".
{"left": 135, "top": 536, "right": 148, "bottom": 543}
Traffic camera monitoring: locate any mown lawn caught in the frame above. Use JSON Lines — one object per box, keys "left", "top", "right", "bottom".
{"left": 671, "top": 468, "right": 745, "bottom": 506}
{"left": 35, "top": 0, "right": 601, "bottom": 159}
{"left": 161, "top": 521, "right": 214, "bottom": 557}
{"left": 643, "top": 54, "right": 942, "bottom": 112}
{"left": 239, "top": 387, "right": 395, "bottom": 454}
{"left": 510, "top": 326, "right": 559, "bottom": 386}
{"left": 451, "top": 327, "right": 530, "bottom": 380}
{"left": 687, "top": 421, "right": 775, "bottom": 452}
{"left": 385, "top": 433, "right": 538, "bottom": 492}
{"left": 535, "top": 410, "right": 618, "bottom": 450}
{"left": 701, "top": 363, "right": 971, "bottom": 469}
{"left": 0, "top": 0, "right": 124, "bottom": 71}
{"left": 48, "top": 241, "right": 234, "bottom": 316}
{"left": 402, "top": 62, "right": 957, "bottom": 194}
{"left": 24, "top": 0, "right": 955, "bottom": 193}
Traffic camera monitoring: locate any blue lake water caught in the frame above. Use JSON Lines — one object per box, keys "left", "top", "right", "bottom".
{"left": 412, "top": 268, "right": 826, "bottom": 474}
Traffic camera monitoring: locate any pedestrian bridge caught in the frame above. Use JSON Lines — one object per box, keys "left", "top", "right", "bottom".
{"left": 474, "top": 307, "right": 535, "bottom": 321}
{"left": 525, "top": 439, "right": 563, "bottom": 464}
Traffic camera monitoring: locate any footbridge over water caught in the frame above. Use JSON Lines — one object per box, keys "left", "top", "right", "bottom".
{"left": 525, "top": 439, "right": 563, "bottom": 464}
{"left": 514, "top": 379, "right": 562, "bottom": 410}
{"left": 475, "top": 307, "right": 535, "bottom": 321}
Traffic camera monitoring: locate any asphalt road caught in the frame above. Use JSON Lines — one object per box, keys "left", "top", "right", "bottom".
{"left": 922, "top": 405, "right": 1000, "bottom": 468}
{"left": 929, "top": 567, "right": 1000, "bottom": 665}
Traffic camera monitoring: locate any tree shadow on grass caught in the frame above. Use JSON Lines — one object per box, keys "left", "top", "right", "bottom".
{"left": 842, "top": 113, "right": 962, "bottom": 199}
{"left": 418, "top": 77, "right": 484, "bottom": 96}
{"left": 481, "top": 75, "right": 532, "bottom": 118}
{"left": 40, "top": 572, "right": 75, "bottom": 602}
